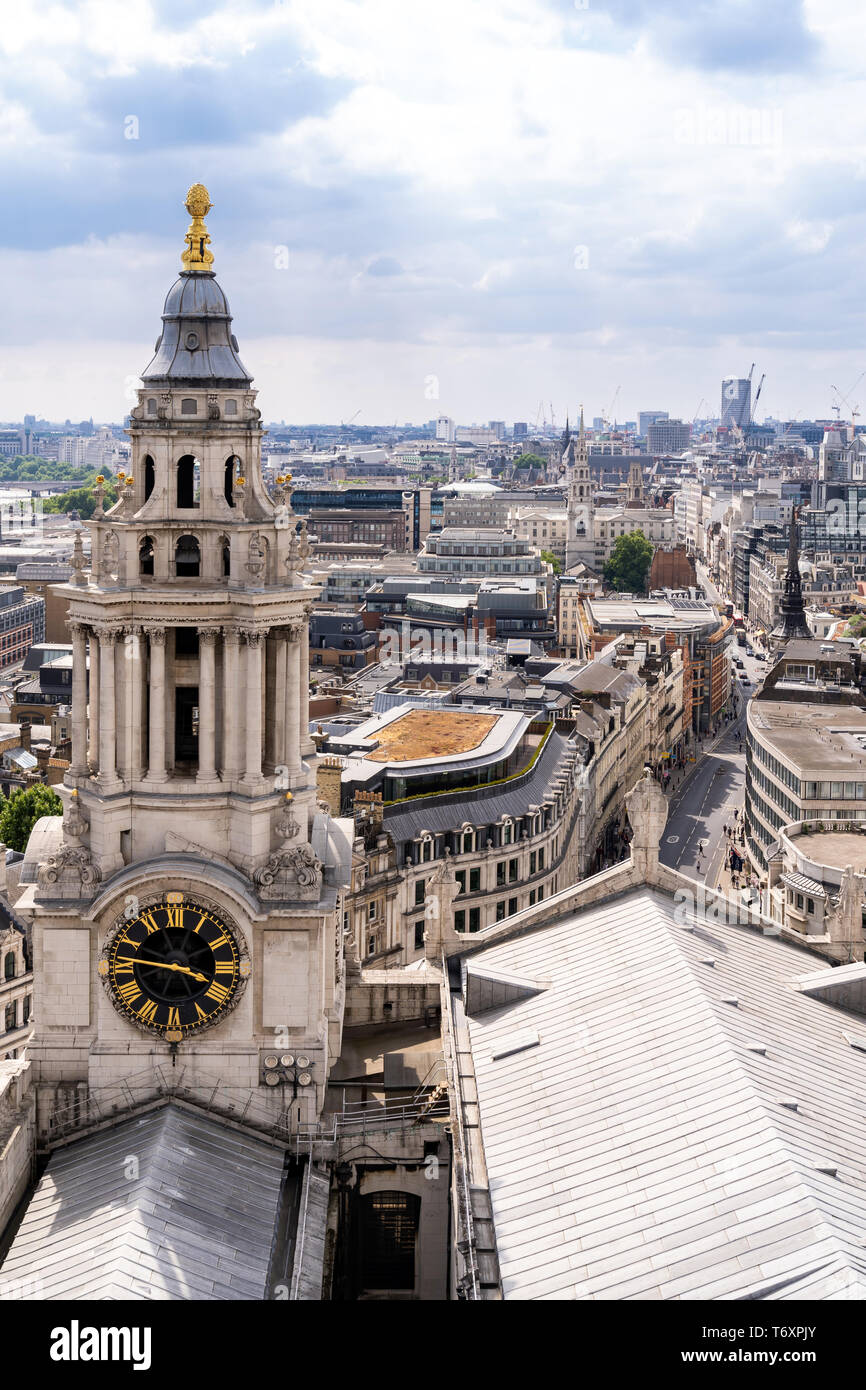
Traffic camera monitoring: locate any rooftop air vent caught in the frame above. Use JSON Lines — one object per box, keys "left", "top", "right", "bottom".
{"left": 491, "top": 1029, "right": 540, "bottom": 1061}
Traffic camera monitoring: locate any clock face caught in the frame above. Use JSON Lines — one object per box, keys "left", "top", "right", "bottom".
{"left": 100, "top": 895, "right": 247, "bottom": 1038}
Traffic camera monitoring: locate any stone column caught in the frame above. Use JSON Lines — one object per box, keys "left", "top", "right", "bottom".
{"left": 299, "top": 607, "right": 314, "bottom": 755}
{"left": 115, "top": 625, "right": 140, "bottom": 781}
{"left": 128, "top": 625, "right": 146, "bottom": 781}
{"left": 264, "top": 631, "right": 278, "bottom": 773}
{"left": 87, "top": 633, "right": 100, "bottom": 773}
{"left": 144, "top": 626, "right": 167, "bottom": 782}
{"left": 241, "top": 628, "right": 264, "bottom": 785}
{"left": 221, "top": 627, "right": 242, "bottom": 780}
{"left": 197, "top": 628, "right": 218, "bottom": 783}
{"left": 285, "top": 624, "right": 302, "bottom": 777}
{"left": 97, "top": 628, "right": 118, "bottom": 785}
{"left": 69, "top": 622, "right": 88, "bottom": 778}
{"left": 274, "top": 633, "right": 288, "bottom": 770}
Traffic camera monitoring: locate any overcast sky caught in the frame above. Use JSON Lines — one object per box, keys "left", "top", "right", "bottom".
{"left": 2, "top": 0, "right": 866, "bottom": 427}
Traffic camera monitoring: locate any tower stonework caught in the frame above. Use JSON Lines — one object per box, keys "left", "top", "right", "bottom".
{"left": 19, "top": 187, "right": 349, "bottom": 1137}
{"left": 565, "top": 407, "right": 595, "bottom": 571}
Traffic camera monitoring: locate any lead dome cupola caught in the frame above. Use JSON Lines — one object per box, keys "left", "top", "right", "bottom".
{"left": 141, "top": 183, "right": 251, "bottom": 388}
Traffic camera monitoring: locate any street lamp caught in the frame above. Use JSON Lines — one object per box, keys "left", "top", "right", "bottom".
{"left": 262, "top": 1053, "right": 314, "bottom": 1098}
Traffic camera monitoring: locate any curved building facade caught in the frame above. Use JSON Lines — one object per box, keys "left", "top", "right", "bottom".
{"left": 745, "top": 639, "right": 866, "bottom": 873}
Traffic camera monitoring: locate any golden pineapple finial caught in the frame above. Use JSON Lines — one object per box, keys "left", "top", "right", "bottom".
{"left": 181, "top": 184, "right": 214, "bottom": 272}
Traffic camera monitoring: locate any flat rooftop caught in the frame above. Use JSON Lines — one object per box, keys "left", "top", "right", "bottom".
{"left": 797, "top": 831, "right": 866, "bottom": 871}
{"left": 587, "top": 597, "right": 717, "bottom": 630}
{"left": 750, "top": 699, "right": 866, "bottom": 775}
{"left": 366, "top": 708, "right": 498, "bottom": 763}
{"left": 335, "top": 702, "right": 528, "bottom": 781}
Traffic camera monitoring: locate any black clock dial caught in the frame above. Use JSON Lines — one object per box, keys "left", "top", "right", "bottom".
{"left": 103, "top": 897, "right": 243, "bottom": 1037}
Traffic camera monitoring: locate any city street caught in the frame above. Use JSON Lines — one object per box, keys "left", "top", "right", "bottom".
{"left": 659, "top": 639, "right": 768, "bottom": 887}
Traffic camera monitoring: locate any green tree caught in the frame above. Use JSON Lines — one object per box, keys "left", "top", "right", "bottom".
{"left": 0, "top": 456, "right": 97, "bottom": 483}
{"left": 0, "top": 783, "right": 63, "bottom": 853}
{"left": 513, "top": 452, "right": 546, "bottom": 471}
{"left": 540, "top": 549, "right": 562, "bottom": 574}
{"left": 603, "top": 530, "right": 654, "bottom": 593}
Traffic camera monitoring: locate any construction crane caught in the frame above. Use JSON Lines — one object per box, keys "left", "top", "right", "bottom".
{"left": 749, "top": 374, "right": 765, "bottom": 426}
{"left": 692, "top": 398, "right": 710, "bottom": 428}
{"left": 602, "top": 385, "right": 621, "bottom": 431}
{"left": 831, "top": 374, "right": 864, "bottom": 432}
{"left": 340, "top": 410, "right": 361, "bottom": 429}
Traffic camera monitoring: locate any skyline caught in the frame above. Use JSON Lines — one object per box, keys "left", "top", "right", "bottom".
{"left": 2, "top": 0, "right": 866, "bottom": 424}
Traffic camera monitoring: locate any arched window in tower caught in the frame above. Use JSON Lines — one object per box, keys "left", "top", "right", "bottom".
{"left": 139, "top": 535, "right": 155, "bottom": 577}
{"left": 175, "top": 534, "right": 201, "bottom": 578}
{"left": 144, "top": 455, "right": 155, "bottom": 501}
{"left": 219, "top": 535, "right": 231, "bottom": 577}
{"left": 4, "top": 951, "right": 15, "bottom": 981}
{"left": 224, "top": 456, "right": 240, "bottom": 508}
{"left": 146, "top": 398, "right": 157, "bottom": 416}
{"left": 176, "top": 455, "right": 200, "bottom": 509}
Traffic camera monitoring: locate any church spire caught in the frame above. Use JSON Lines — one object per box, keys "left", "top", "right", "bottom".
{"left": 772, "top": 505, "right": 811, "bottom": 645}
{"left": 181, "top": 183, "right": 215, "bottom": 273}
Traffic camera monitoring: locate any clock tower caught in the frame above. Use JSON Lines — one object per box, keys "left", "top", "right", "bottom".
{"left": 20, "top": 186, "right": 348, "bottom": 1137}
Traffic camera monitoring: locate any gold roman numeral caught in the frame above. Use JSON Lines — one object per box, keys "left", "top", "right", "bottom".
{"left": 194, "top": 1003, "right": 208, "bottom": 1022}
{"left": 141, "top": 912, "right": 159, "bottom": 935}
{"left": 205, "top": 981, "right": 231, "bottom": 1004}
{"left": 165, "top": 905, "right": 183, "bottom": 930}
{"left": 167, "top": 1007, "right": 181, "bottom": 1027}
{"left": 114, "top": 963, "right": 134, "bottom": 977}
{"left": 136, "top": 999, "right": 158, "bottom": 1024}
{"left": 117, "top": 981, "right": 141, "bottom": 1003}
{"left": 208, "top": 932, "right": 229, "bottom": 950}
{"left": 194, "top": 914, "right": 208, "bottom": 934}
{"left": 213, "top": 961, "right": 235, "bottom": 976}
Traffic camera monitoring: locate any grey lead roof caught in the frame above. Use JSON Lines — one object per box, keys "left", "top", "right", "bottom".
{"left": 1, "top": 1103, "right": 288, "bottom": 1300}
{"left": 141, "top": 271, "right": 251, "bottom": 386}
{"left": 383, "top": 729, "right": 572, "bottom": 843}
{"left": 459, "top": 887, "right": 866, "bottom": 1300}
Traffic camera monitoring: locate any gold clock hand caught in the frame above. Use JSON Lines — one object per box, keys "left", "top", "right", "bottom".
{"left": 114, "top": 956, "right": 209, "bottom": 983}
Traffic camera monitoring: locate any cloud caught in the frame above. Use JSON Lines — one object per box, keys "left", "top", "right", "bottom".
{"left": 0, "top": 0, "right": 861, "bottom": 425}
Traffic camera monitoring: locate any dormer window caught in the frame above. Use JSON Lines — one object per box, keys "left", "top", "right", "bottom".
{"left": 225, "top": 399, "right": 237, "bottom": 416}
{"left": 146, "top": 398, "right": 157, "bottom": 415}
{"left": 181, "top": 398, "right": 197, "bottom": 415}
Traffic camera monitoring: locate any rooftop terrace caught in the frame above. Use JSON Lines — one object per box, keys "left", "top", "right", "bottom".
{"left": 366, "top": 709, "right": 498, "bottom": 763}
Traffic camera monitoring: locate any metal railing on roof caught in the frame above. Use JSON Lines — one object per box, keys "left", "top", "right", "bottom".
{"left": 42, "top": 1063, "right": 449, "bottom": 1152}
